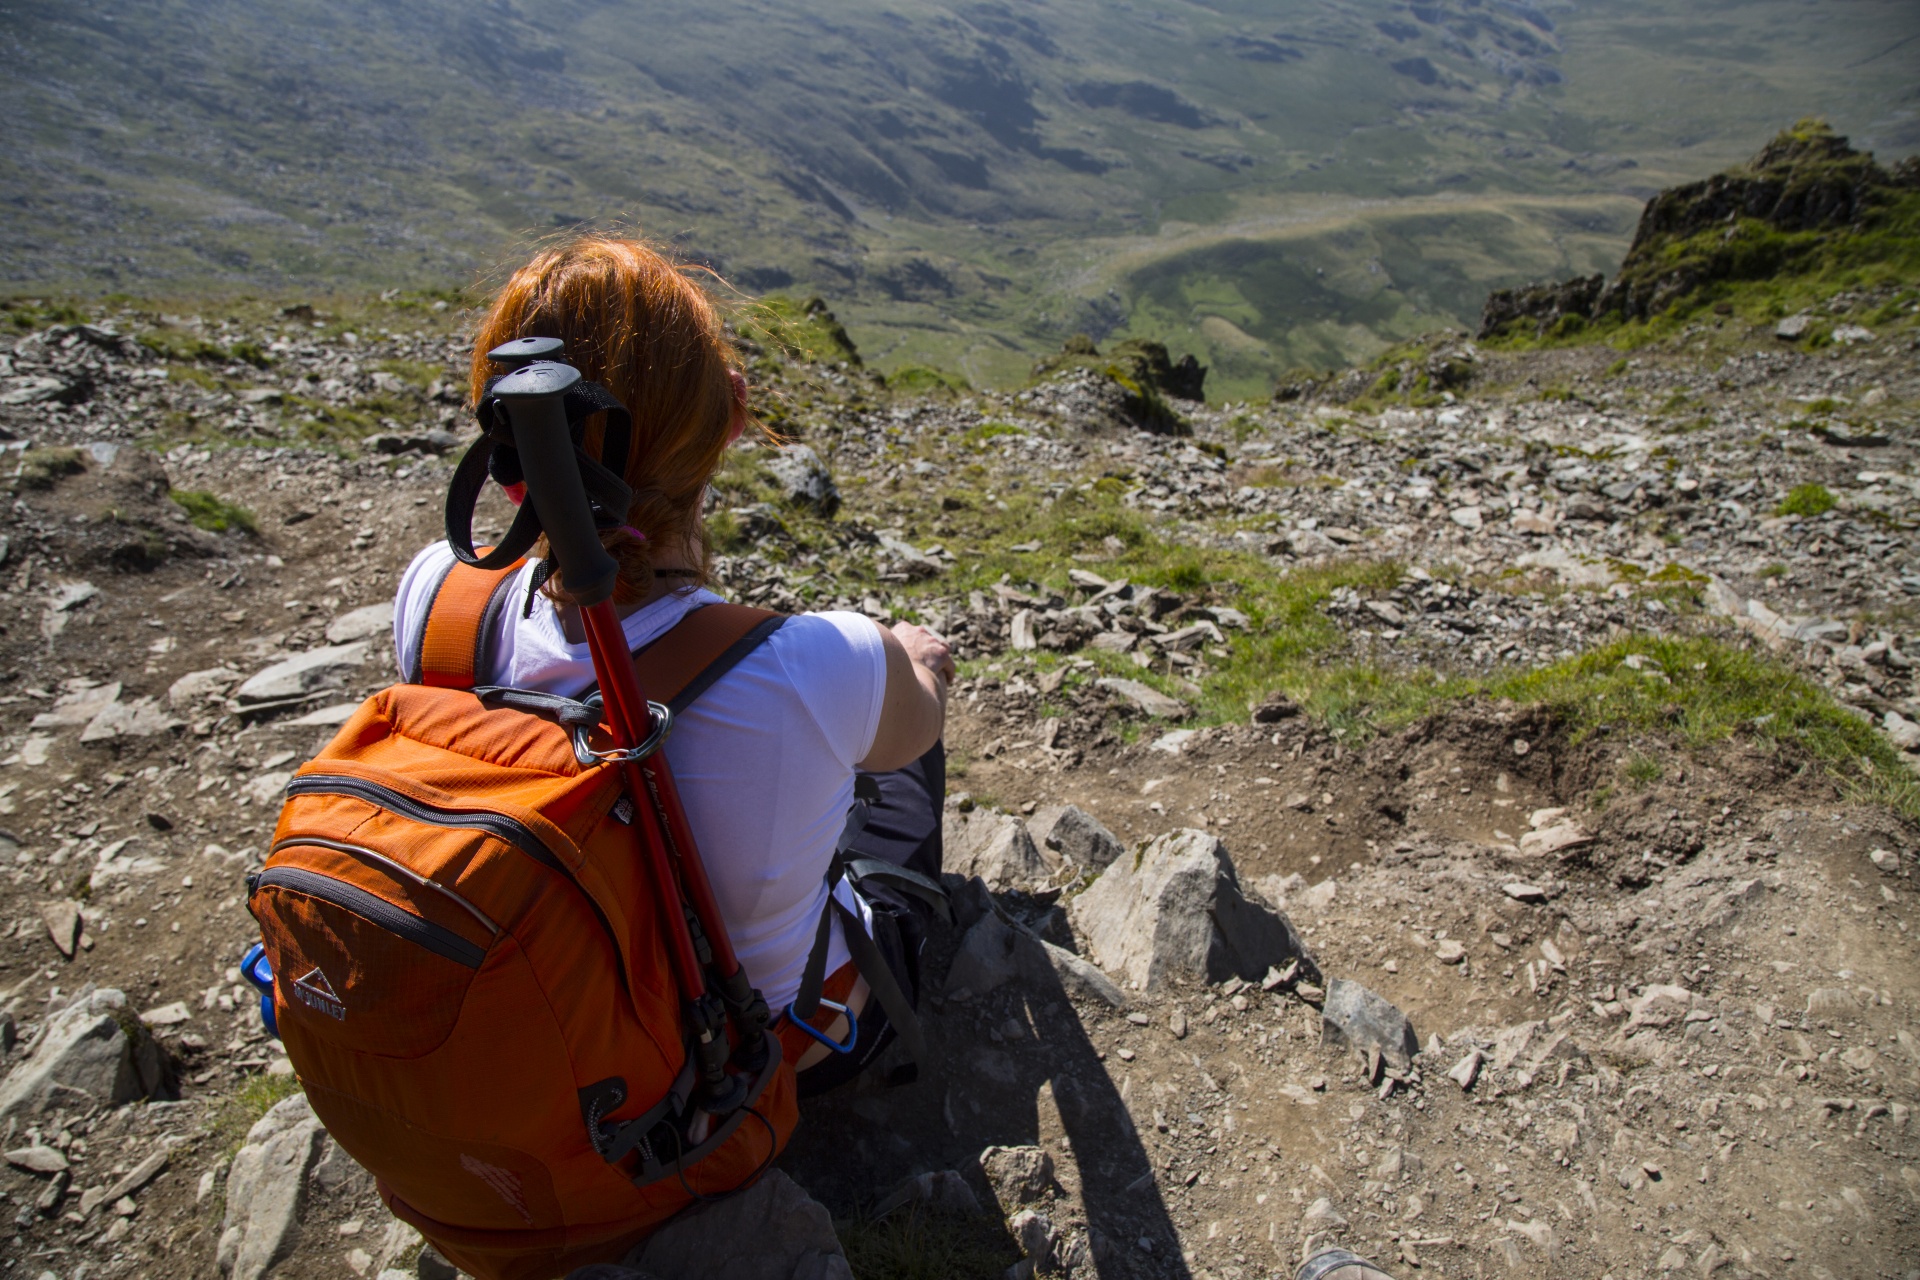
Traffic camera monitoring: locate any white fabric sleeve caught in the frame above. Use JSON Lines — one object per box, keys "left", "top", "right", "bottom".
{"left": 391, "top": 541, "right": 456, "bottom": 679}
{"left": 772, "top": 612, "right": 888, "bottom": 769}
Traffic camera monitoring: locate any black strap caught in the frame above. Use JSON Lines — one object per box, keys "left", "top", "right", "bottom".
{"left": 832, "top": 895, "right": 929, "bottom": 1067}
{"left": 790, "top": 801, "right": 871, "bottom": 1022}
{"left": 843, "top": 858, "right": 954, "bottom": 925}
{"left": 471, "top": 686, "right": 600, "bottom": 726}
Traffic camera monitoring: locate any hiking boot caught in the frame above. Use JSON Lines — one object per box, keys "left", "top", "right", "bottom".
{"left": 1297, "top": 1247, "right": 1399, "bottom": 1280}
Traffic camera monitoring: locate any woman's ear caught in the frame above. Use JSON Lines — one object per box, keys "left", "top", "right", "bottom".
{"left": 726, "top": 368, "right": 749, "bottom": 445}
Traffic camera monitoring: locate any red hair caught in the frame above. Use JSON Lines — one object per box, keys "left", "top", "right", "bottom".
{"left": 470, "top": 236, "right": 755, "bottom": 606}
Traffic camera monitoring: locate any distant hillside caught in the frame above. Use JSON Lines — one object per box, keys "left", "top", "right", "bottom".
{"left": 2, "top": 0, "right": 1916, "bottom": 394}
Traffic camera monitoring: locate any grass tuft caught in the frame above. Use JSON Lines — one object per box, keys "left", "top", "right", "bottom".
{"left": 172, "top": 489, "right": 258, "bottom": 534}
{"left": 838, "top": 1206, "right": 1018, "bottom": 1280}
{"left": 1775, "top": 483, "right": 1836, "bottom": 517}
{"left": 208, "top": 1072, "right": 304, "bottom": 1157}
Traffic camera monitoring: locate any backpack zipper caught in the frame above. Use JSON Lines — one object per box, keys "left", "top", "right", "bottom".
{"left": 285, "top": 774, "right": 574, "bottom": 875}
{"left": 252, "top": 866, "right": 486, "bottom": 968}
{"left": 283, "top": 771, "right": 621, "bottom": 956}
{"left": 270, "top": 834, "right": 501, "bottom": 936}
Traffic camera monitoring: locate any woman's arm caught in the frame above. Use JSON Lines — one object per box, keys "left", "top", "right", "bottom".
{"left": 859, "top": 621, "right": 953, "bottom": 772}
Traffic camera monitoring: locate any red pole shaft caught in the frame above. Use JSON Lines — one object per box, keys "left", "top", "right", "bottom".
{"left": 579, "top": 601, "right": 747, "bottom": 983}
{"left": 580, "top": 601, "right": 705, "bottom": 1002}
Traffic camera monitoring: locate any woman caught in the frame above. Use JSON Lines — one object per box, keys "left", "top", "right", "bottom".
{"left": 392, "top": 235, "right": 953, "bottom": 1088}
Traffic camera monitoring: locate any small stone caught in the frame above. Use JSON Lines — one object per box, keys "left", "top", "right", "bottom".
{"left": 1095, "top": 677, "right": 1188, "bottom": 719}
{"left": 40, "top": 900, "right": 81, "bottom": 959}
{"left": 1448, "top": 1049, "right": 1484, "bottom": 1091}
{"left": 1775, "top": 313, "right": 1813, "bottom": 340}
{"left": 1169, "top": 1009, "right": 1188, "bottom": 1039}
{"left": 1502, "top": 882, "right": 1548, "bottom": 903}
{"left": 1320, "top": 978, "right": 1419, "bottom": 1070}
{"left": 980, "top": 1146, "right": 1055, "bottom": 1206}
{"left": 1434, "top": 939, "right": 1467, "bottom": 964}
{"left": 1868, "top": 848, "right": 1900, "bottom": 873}
{"left": 5, "top": 1145, "right": 69, "bottom": 1174}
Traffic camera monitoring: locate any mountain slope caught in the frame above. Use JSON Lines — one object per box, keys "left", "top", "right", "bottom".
{"left": 2, "top": 0, "right": 1916, "bottom": 393}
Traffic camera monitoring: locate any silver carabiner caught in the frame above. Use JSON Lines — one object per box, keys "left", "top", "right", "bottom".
{"left": 573, "top": 700, "right": 673, "bottom": 767}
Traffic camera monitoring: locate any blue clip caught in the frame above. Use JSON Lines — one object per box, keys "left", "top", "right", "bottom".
{"left": 240, "top": 942, "right": 279, "bottom": 1040}
{"left": 785, "top": 998, "right": 858, "bottom": 1054}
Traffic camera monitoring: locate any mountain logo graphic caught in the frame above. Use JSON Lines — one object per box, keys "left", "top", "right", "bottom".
{"left": 292, "top": 966, "right": 345, "bottom": 1021}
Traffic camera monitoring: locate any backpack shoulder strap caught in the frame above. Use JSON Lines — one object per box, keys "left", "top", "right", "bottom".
{"left": 411, "top": 557, "right": 526, "bottom": 689}
{"left": 634, "top": 602, "right": 786, "bottom": 713}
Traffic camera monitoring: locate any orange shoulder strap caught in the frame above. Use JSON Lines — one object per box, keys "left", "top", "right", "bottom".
{"left": 634, "top": 603, "right": 786, "bottom": 713}
{"left": 412, "top": 558, "right": 527, "bottom": 689}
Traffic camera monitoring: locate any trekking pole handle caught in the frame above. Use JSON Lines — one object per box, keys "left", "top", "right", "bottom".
{"left": 490, "top": 361, "right": 621, "bottom": 607}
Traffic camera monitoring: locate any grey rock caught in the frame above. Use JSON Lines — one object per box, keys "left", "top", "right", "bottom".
{"left": 1094, "top": 677, "right": 1187, "bottom": 719}
{"left": 629, "top": 1167, "right": 851, "bottom": 1280}
{"left": 980, "top": 1146, "right": 1055, "bottom": 1207}
{"left": 5, "top": 1145, "right": 68, "bottom": 1174}
{"left": 1039, "top": 941, "right": 1127, "bottom": 1009}
{"left": 1069, "top": 828, "right": 1315, "bottom": 992}
{"left": 945, "top": 912, "right": 1027, "bottom": 996}
{"left": 1008, "top": 1209, "right": 1057, "bottom": 1267}
{"left": 0, "top": 374, "right": 87, "bottom": 406}
{"left": 944, "top": 806, "right": 1053, "bottom": 891}
{"left": 79, "top": 696, "right": 180, "bottom": 743}
{"left": 310, "top": 1134, "right": 375, "bottom": 1199}
{"left": 40, "top": 899, "right": 81, "bottom": 959}
{"left": 219, "top": 1094, "right": 325, "bottom": 1280}
{"left": 326, "top": 602, "right": 396, "bottom": 645}
{"left": 945, "top": 909, "right": 1126, "bottom": 1009}
{"left": 233, "top": 642, "right": 370, "bottom": 705}
{"left": 169, "top": 667, "right": 242, "bottom": 707}
{"left": 1775, "top": 313, "right": 1813, "bottom": 340}
{"left": 30, "top": 681, "right": 120, "bottom": 728}
{"left": 765, "top": 445, "right": 840, "bottom": 515}
{"left": 1320, "top": 978, "right": 1420, "bottom": 1070}
{"left": 0, "top": 987, "right": 161, "bottom": 1119}
{"left": 1028, "top": 804, "right": 1124, "bottom": 870}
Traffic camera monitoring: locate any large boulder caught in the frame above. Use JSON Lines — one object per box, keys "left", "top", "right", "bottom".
{"left": 218, "top": 1094, "right": 326, "bottom": 1280}
{"left": 944, "top": 805, "right": 1055, "bottom": 891}
{"left": 630, "top": 1168, "right": 850, "bottom": 1280}
{"left": 0, "top": 987, "right": 166, "bottom": 1119}
{"left": 1069, "top": 829, "right": 1314, "bottom": 992}
{"left": 1028, "top": 805, "right": 1124, "bottom": 870}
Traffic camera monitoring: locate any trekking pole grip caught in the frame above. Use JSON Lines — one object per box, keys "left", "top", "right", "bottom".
{"left": 490, "top": 361, "right": 621, "bottom": 607}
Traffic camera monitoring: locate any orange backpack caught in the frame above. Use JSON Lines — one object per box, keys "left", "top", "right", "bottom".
{"left": 249, "top": 559, "right": 797, "bottom": 1280}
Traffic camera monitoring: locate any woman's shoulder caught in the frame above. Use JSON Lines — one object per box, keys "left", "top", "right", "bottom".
{"left": 764, "top": 609, "right": 884, "bottom": 663}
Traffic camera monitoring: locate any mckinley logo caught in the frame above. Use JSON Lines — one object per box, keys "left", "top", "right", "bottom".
{"left": 292, "top": 967, "right": 345, "bottom": 1020}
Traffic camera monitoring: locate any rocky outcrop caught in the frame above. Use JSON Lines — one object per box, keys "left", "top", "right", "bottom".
{"left": 1069, "top": 829, "right": 1316, "bottom": 991}
{"left": 218, "top": 1094, "right": 326, "bottom": 1280}
{"left": 1481, "top": 120, "right": 1919, "bottom": 338}
{"left": 944, "top": 804, "right": 1055, "bottom": 890}
{"left": 0, "top": 987, "right": 167, "bottom": 1119}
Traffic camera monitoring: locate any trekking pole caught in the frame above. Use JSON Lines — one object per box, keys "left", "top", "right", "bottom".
{"left": 488, "top": 359, "right": 747, "bottom": 1107}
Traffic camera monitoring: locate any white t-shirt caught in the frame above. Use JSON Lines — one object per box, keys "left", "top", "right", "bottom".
{"left": 392, "top": 542, "right": 887, "bottom": 1011}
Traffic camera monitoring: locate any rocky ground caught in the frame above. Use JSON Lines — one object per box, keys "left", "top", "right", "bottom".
{"left": 0, "top": 289, "right": 1916, "bottom": 1280}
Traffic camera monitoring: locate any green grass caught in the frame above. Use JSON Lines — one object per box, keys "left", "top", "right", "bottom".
{"left": 172, "top": 489, "right": 258, "bottom": 534}
{"left": 1485, "top": 635, "right": 1918, "bottom": 817}
{"left": 838, "top": 1206, "right": 1018, "bottom": 1280}
{"left": 209, "top": 1073, "right": 305, "bottom": 1158}
{"left": 1776, "top": 483, "right": 1836, "bottom": 517}
{"left": 13, "top": 447, "right": 87, "bottom": 491}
